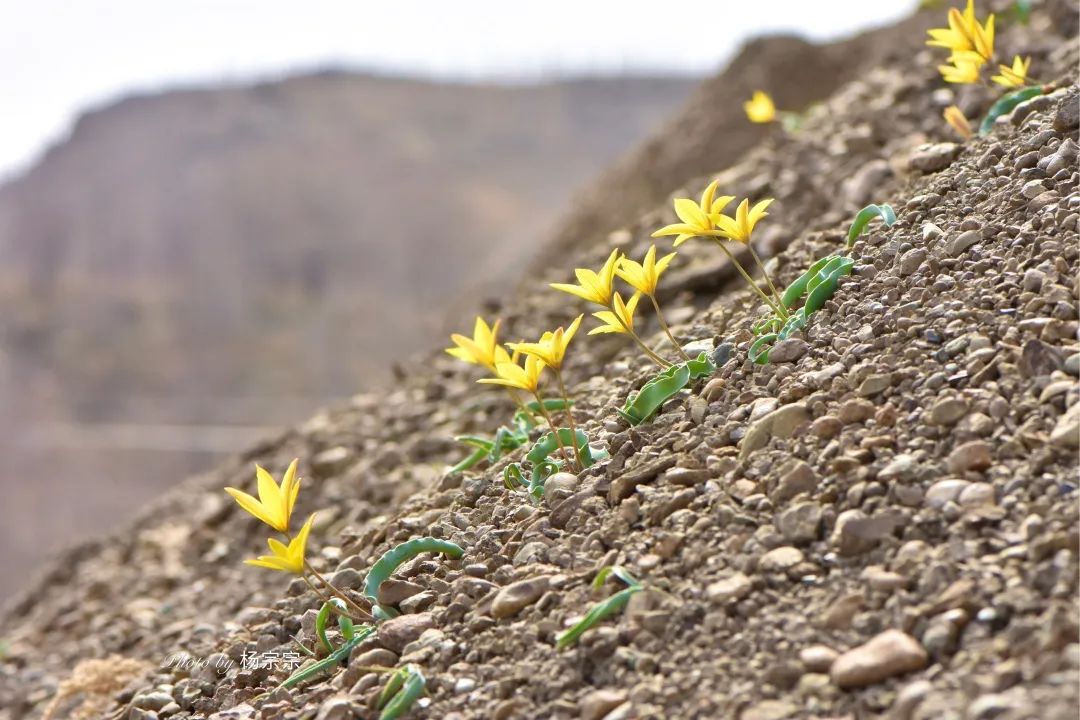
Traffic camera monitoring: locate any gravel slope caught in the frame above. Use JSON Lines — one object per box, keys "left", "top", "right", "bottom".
{"left": 2, "top": 2, "right": 1077, "bottom": 719}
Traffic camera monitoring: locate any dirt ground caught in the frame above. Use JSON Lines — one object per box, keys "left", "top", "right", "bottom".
{"left": 1, "top": 1, "right": 1078, "bottom": 719}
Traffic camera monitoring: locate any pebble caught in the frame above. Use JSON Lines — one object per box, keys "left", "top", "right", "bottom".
{"left": 490, "top": 576, "right": 550, "bottom": 619}
{"left": 908, "top": 142, "right": 960, "bottom": 172}
{"left": 377, "top": 579, "right": 425, "bottom": 606}
{"left": 768, "top": 338, "right": 808, "bottom": 363}
{"left": 707, "top": 573, "right": 752, "bottom": 603}
{"left": 799, "top": 645, "right": 839, "bottom": 673}
{"left": 810, "top": 415, "right": 843, "bottom": 439}
{"left": 925, "top": 479, "right": 971, "bottom": 509}
{"left": 957, "top": 482, "right": 996, "bottom": 507}
{"left": 774, "top": 461, "right": 817, "bottom": 502}
{"left": 758, "top": 546, "right": 804, "bottom": 573}
{"left": 739, "top": 403, "right": 810, "bottom": 460}
{"left": 878, "top": 454, "right": 917, "bottom": 481}
{"left": 831, "top": 509, "right": 896, "bottom": 556}
{"left": 776, "top": 502, "right": 822, "bottom": 545}
{"left": 377, "top": 613, "right": 436, "bottom": 653}
{"left": 929, "top": 396, "right": 969, "bottom": 425}
{"left": 838, "top": 399, "right": 875, "bottom": 424}
{"left": 829, "top": 630, "right": 928, "bottom": 688}
{"left": 946, "top": 440, "right": 993, "bottom": 473}
{"left": 947, "top": 229, "right": 982, "bottom": 256}
{"left": 1050, "top": 403, "right": 1080, "bottom": 448}
{"left": 1053, "top": 90, "right": 1079, "bottom": 131}
{"left": 579, "top": 689, "right": 627, "bottom": 720}
{"left": 897, "top": 248, "right": 925, "bottom": 276}
{"left": 543, "top": 472, "right": 579, "bottom": 503}
{"left": 857, "top": 373, "right": 892, "bottom": 396}
{"left": 739, "top": 700, "right": 798, "bottom": 720}
{"left": 315, "top": 697, "right": 356, "bottom": 720}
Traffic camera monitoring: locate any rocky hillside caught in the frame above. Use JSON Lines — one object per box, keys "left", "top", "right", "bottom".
{"left": 1, "top": 2, "right": 1078, "bottom": 719}
{"left": 0, "top": 72, "right": 695, "bottom": 599}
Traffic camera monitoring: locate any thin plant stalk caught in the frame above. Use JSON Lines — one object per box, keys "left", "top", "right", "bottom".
{"left": 746, "top": 243, "right": 785, "bottom": 310}
{"left": 709, "top": 239, "right": 788, "bottom": 319}
{"left": 304, "top": 561, "right": 374, "bottom": 622}
{"left": 532, "top": 388, "right": 576, "bottom": 469}
{"left": 553, "top": 368, "right": 584, "bottom": 470}
{"left": 505, "top": 388, "right": 536, "bottom": 423}
{"left": 648, "top": 294, "right": 692, "bottom": 362}
{"left": 610, "top": 305, "right": 671, "bottom": 368}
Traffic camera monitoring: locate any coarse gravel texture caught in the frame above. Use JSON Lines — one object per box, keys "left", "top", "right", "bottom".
{"left": 2, "top": 2, "right": 1078, "bottom": 719}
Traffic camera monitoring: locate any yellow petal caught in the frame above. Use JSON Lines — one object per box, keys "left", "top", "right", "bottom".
{"left": 225, "top": 487, "right": 279, "bottom": 529}
{"left": 699, "top": 180, "right": 720, "bottom": 214}
{"left": 550, "top": 282, "right": 597, "bottom": 303}
{"left": 674, "top": 198, "right": 709, "bottom": 229}
{"left": 672, "top": 233, "right": 694, "bottom": 247}
{"left": 709, "top": 195, "right": 735, "bottom": 215}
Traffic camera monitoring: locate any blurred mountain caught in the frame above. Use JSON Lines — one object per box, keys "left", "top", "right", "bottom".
{"left": 0, "top": 71, "right": 695, "bottom": 586}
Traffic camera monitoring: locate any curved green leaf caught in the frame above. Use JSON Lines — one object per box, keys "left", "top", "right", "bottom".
{"left": 556, "top": 567, "right": 643, "bottom": 649}
{"left": 365, "top": 538, "right": 464, "bottom": 619}
{"left": 378, "top": 665, "right": 426, "bottom": 720}
{"left": 847, "top": 204, "right": 896, "bottom": 247}
{"left": 749, "top": 333, "right": 777, "bottom": 365}
{"left": 780, "top": 255, "right": 833, "bottom": 308}
{"left": 980, "top": 85, "right": 1044, "bottom": 135}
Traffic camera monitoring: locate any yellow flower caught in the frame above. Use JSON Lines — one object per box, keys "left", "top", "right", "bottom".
{"left": 926, "top": 0, "right": 995, "bottom": 64}
{"left": 589, "top": 292, "right": 640, "bottom": 335}
{"left": 225, "top": 459, "right": 301, "bottom": 533}
{"left": 551, "top": 249, "right": 622, "bottom": 307}
{"left": 992, "top": 55, "right": 1031, "bottom": 88}
{"left": 744, "top": 90, "right": 776, "bottom": 124}
{"left": 446, "top": 316, "right": 509, "bottom": 373}
{"left": 943, "top": 105, "right": 974, "bottom": 139}
{"left": 652, "top": 180, "right": 735, "bottom": 247}
{"left": 938, "top": 56, "right": 982, "bottom": 84}
{"left": 714, "top": 197, "right": 774, "bottom": 244}
{"left": 245, "top": 513, "right": 316, "bottom": 574}
{"left": 507, "top": 315, "right": 583, "bottom": 370}
{"left": 616, "top": 245, "right": 677, "bottom": 297}
{"left": 478, "top": 353, "right": 546, "bottom": 393}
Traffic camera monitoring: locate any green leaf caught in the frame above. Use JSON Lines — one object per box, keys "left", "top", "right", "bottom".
{"left": 377, "top": 665, "right": 426, "bottom": 720}
{"left": 847, "top": 204, "right": 897, "bottom": 247}
{"left": 617, "top": 352, "right": 716, "bottom": 425}
{"left": 777, "top": 308, "right": 808, "bottom": 341}
{"left": 556, "top": 566, "right": 643, "bottom": 649}
{"left": 980, "top": 86, "right": 1044, "bottom": 135}
{"left": 748, "top": 333, "right": 776, "bottom": 365}
{"left": 780, "top": 255, "right": 833, "bottom": 308}
{"left": 364, "top": 538, "right": 464, "bottom": 619}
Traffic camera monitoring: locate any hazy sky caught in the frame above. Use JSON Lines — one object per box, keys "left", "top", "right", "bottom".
{"left": 3, "top": 0, "right": 911, "bottom": 179}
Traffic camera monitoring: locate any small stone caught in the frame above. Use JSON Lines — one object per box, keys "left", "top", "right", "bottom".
{"left": 922, "top": 223, "right": 943, "bottom": 241}
{"left": 862, "top": 566, "right": 907, "bottom": 592}
{"left": 312, "top": 446, "right": 353, "bottom": 474}
{"left": 930, "top": 397, "right": 969, "bottom": 425}
{"left": 663, "top": 467, "right": 709, "bottom": 486}
{"left": 776, "top": 502, "right": 822, "bottom": 545}
{"left": 208, "top": 705, "right": 257, "bottom": 720}
{"left": 799, "top": 645, "right": 839, "bottom": 673}
{"left": 878, "top": 453, "right": 917, "bottom": 482}
{"left": 579, "top": 689, "right": 627, "bottom": 720}
{"left": 897, "top": 248, "right": 926, "bottom": 276}
{"left": 946, "top": 441, "right": 993, "bottom": 473}
{"left": 957, "top": 482, "right": 995, "bottom": 507}
{"left": 908, "top": 142, "right": 960, "bottom": 172}
{"left": 491, "top": 576, "right": 550, "bottom": 619}
{"left": 315, "top": 696, "right": 356, "bottom": 720}
{"left": 1019, "top": 339, "right": 1064, "bottom": 378}
{"left": 838, "top": 399, "right": 875, "bottom": 424}
{"left": 758, "top": 546, "right": 804, "bottom": 573}
{"left": 377, "top": 613, "right": 436, "bottom": 653}
{"left": 925, "top": 479, "right": 971, "bottom": 509}
{"left": 1021, "top": 268, "right": 1046, "bottom": 292}
{"left": 768, "top": 338, "right": 808, "bottom": 363}
{"left": 773, "top": 460, "right": 817, "bottom": 502}
{"left": 1021, "top": 179, "right": 1047, "bottom": 199}
{"left": 377, "top": 579, "right": 425, "bottom": 606}
{"left": 805, "top": 362, "right": 844, "bottom": 388}
{"left": 1052, "top": 90, "right": 1079, "bottom": 131}
{"left": 832, "top": 509, "right": 897, "bottom": 556}
{"left": 543, "top": 472, "right": 579, "bottom": 503}
{"left": 454, "top": 677, "right": 477, "bottom": 693}
{"left": 711, "top": 342, "right": 734, "bottom": 367}
{"left": 810, "top": 415, "right": 843, "bottom": 439}
{"left": 707, "top": 573, "right": 752, "bottom": 603}
{"left": 1050, "top": 403, "right": 1080, "bottom": 448}
{"left": 134, "top": 692, "right": 174, "bottom": 711}
{"left": 830, "top": 630, "right": 928, "bottom": 688}
{"left": 739, "top": 700, "right": 799, "bottom": 720}
{"left": 947, "top": 229, "right": 982, "bottom": 256}
{"left": 857, "top": 373, "right": 893, "bottom": 396}
{"left": 739, "top": 403, "right": 810, "bottom": 460}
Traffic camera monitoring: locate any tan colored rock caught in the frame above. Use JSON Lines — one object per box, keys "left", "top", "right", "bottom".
{"left": 830, "top": 630, "right": 928, "bottom": 688}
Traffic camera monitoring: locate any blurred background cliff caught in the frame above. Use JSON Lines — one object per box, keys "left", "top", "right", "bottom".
{"left": 0, "top": 0, "right": 910, "bottom": 599}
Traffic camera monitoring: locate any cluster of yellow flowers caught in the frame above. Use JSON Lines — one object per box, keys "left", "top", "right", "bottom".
{"left": 225, "top": 460, "right": 371, "bottom": 619}
{"left": 653, "top": 180, "right": 785, "bottom": 321}
{"left": 927, "top": 0, "right": 1031, "bottom": 88}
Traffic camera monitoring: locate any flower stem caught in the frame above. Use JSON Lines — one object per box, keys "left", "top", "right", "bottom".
{"left": 506, "top": 388, "right": 536, "bottom": 423}
{"left": 649, "top": 294, "right": 692, "bottom": 362}
{"left": 554, "top": 369, "right": 584, "bottom": 471}
{"left": 747, "top": 243, "right": 785, "bottom": 310}
{"left": 533, "top": 388, "right": 575, "bottom": 469}
{"left": 608, "top": 301, "right": 671, "bottom": 367}
{"left": 304, "top": 561, "right": 374, "bottom": 622}
{"left": 711, "top": 239, "right": 788, "bottom": 319}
